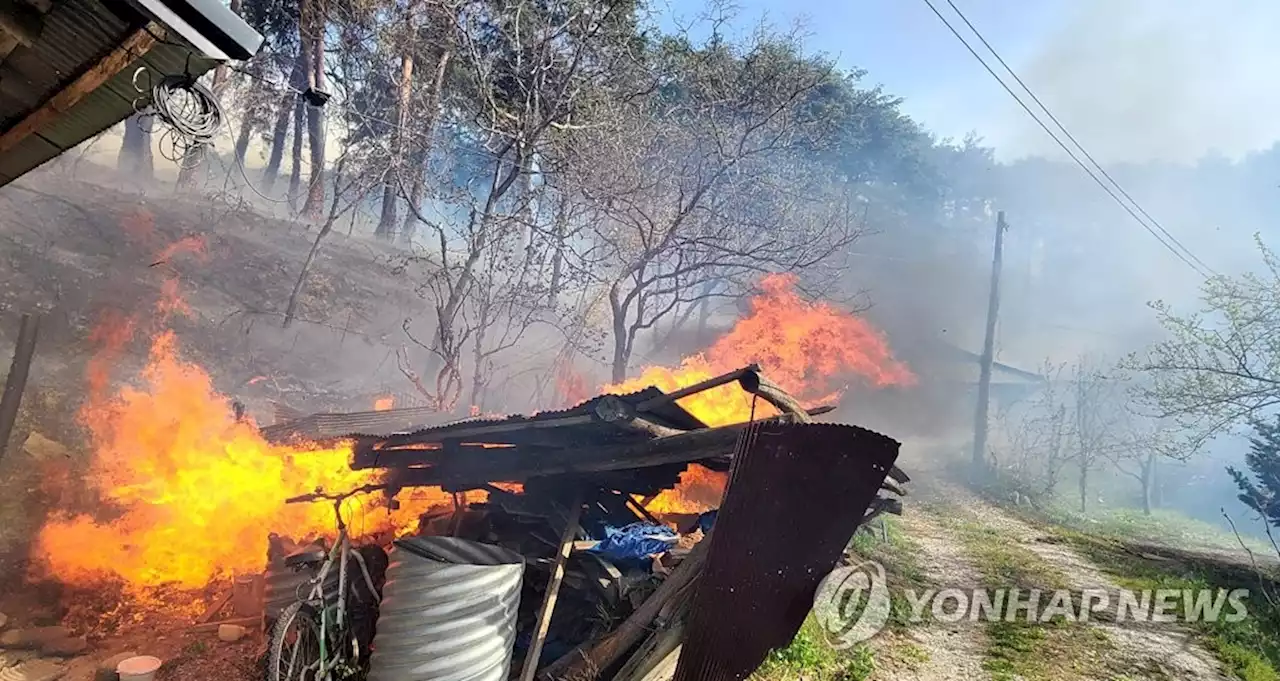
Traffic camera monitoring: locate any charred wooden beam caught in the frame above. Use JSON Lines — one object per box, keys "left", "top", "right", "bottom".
{"left": 380, "top": 422, "right": 761, "bottom": 488}
{"left": 738, "top": 368, "right": 809, "bottom": 421}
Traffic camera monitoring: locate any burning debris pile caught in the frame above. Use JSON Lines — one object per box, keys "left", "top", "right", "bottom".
{"left": 7, "top": 270, "right": 914, "bottom": 680}
{"left": 261, "top": 366, "right": 907, "bottom": 681}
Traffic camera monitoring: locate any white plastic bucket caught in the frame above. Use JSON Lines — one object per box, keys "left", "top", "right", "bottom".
{"left": 116, "top": 655, "right": 163, "bottom": 681}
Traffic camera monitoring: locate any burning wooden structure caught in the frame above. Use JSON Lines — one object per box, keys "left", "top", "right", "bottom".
{"left": 263, "top": 365, "right": 908, "bottom": 680}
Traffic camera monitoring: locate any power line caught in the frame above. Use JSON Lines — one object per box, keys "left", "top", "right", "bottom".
{"left": 940, "top": 0, "right": 1217, "bottom": 278}
{"left": 918, "top": 0, "right": 1215, "bottom": 279}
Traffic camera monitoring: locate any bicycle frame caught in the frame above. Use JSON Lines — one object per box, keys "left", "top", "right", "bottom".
{"left": 296, "top": 498, "right": 380, "bottom": 679}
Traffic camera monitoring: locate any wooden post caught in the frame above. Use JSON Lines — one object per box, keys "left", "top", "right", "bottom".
{"left": 0, "top": 313, "right": 39, "bottom": 462}
{"left": 519, "top": 491, "right": 583, "bottom": 681}
{"left": 972, "top": 211, "right": 1007, "bottom": 472}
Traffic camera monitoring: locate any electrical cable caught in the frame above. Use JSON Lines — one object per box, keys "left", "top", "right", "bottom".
{"left": 919, "top": 0, "right": 1214, "bottom": 279}
{"left": 131, "top": 67, "right": 225, "bottom": 167}
{"left": 940, "top": 0, "right": 1217, "bottom": 278}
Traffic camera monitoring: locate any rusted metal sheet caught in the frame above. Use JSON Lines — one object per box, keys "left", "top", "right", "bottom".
{"left": 259, "top": 405, "right": 459, "bottom": 443}
{"left": 672, "top": 421, "right": 899, "bottom": 681}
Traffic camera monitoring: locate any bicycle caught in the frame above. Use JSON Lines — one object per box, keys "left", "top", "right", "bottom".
{"left": 268, "top": 484, "right": 389, "bottom": 681}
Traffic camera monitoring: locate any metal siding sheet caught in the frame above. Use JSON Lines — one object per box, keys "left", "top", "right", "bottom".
{"left": 672, "top": 422, "right": 900, "bottom": 681}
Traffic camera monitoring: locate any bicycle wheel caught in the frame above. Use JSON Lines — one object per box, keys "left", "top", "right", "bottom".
{"left": 268, "top": 601, "right": 322, "bottom": 681}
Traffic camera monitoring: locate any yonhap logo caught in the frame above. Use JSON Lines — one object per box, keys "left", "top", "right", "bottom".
{"left": 813, "top": 560, "right": 891, "bottom": 648}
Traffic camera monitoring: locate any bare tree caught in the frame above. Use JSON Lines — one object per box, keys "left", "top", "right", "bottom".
{"left": 395, "top": 0, "right": 637, "bottom": 409}
{"left": 1126, "top": 237, "right": 1280, "bottom": 442}
{"left": 284, "top": 153, "right": 383, "bottom": 327}
{"left": 561, "top": 30, "right": 861, "bottom": 380}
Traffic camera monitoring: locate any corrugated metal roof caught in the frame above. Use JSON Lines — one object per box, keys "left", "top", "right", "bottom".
{"left": 259, "top": 406, "right": 462, "bottom": 444}
{"left": 0, "top": 0, "right": 136, "bottom": 130}
{"left": 362, "top": 388, "right": 706, "bottom": 445}
{"left": 0, "top": 0, "right": 262, "bottom": 187}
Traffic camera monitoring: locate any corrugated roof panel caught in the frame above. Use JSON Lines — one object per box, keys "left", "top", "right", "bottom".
{"left": 0, "top": 0, "right": 135, "bottom": 127}
{"left": 37, "top": 85, "right": 129, "bottom": 148}
{"left": 2, "top": 134, "right": 61, "bottom": 173}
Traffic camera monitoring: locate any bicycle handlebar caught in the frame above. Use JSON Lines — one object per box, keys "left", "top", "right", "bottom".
{"left": 284, "top": 483, "right": 387, "bottom": 505}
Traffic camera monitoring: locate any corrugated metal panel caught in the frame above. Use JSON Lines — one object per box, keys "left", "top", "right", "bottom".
{"left": 0, "top": 0, "right": 134, "bottom": 128}
{"left": 368, "top": 537, "right": 524, "bottom": 681}
{"left": 259, "top": 406, "right": 460, "bottom": 443}
{"left": 672, "top": 422, "right": 900, "bottom": 681}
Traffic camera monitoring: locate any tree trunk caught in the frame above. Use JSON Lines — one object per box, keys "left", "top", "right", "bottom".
{"left": 1078, "top": 462, "right": 1089, "bottom": 512}
{"left": 469, "top": 305, "right": 490, "bottom": 411}
{"left": 264, "top": 58, "right": 303, "bottom": 193}
{"left": 288, "top": 94, "right": 305, "bottom": 211}
{"left": 400, "top": 49, "right": 452, "bottom": 244}
{"left": 233, "top": 117, "right": 253, "bottom": 167}
{"left": 300, "top": 22, "right": 327, "bottom": 220}
{"left": 610, "top": 293, "right": 629, "bottom": 383}
{"left": 695, "top": 280, "right": 716, "bottom": 344}
{"left": 1140, "top": 451, "right": 1157, "bottom": 515}
{"left": 400, "top": 150, "right": 426, "bottom": 244}
{"left": 175, "top": 145, "right": 204, "bottom": 190}
{"left": 377, "top": 51, "right": 415, "bottom": 239}
{"left": 118, "top": 114, "right": 154, "bottom": 179}
{"left": 548, "top": 198, "right": 566, "bottom": 303}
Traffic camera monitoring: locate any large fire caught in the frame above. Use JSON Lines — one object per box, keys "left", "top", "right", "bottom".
{"left": 34, "top": 329, "right": 446, "bottom": 592}
{"left": 609, "top": 273, "right": 914, "bottom": 513}
{"left": 32, "top": 264, "right": 907, "bottom": 592}
{"left": 33, "top": 260, "right": 448, "bottom": 594}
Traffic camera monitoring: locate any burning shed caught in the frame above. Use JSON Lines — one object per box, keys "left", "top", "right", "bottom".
{"left": 258, "top": 365, "right": 907, "bottom": 681}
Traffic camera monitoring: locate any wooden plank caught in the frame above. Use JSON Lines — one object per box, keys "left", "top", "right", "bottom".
{"left": 194, "top": 589, "right": 234, "bottom": 624}
{"left": 540, "top": 536, "right": 709, "bottom": 681}
{"left": 519, "top": 491, "right": 583, "bottom": 681}
{"left": 0, "top": 25, "right": 156, "bottom": 154}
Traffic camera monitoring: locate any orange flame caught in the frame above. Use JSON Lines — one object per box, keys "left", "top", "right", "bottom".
{"left": 32, "top": 240, "right": 450, "bottom": 595}
{"left": 373, "top": 396, "right": 394, "bottom": 411}
{"left": 33, "top": 329, "right": 448, "bottom": 592}
{"left": 609, "top": 273, "right": 914, "bottom": 513}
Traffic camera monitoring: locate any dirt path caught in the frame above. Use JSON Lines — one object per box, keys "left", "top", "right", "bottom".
{"left": 924, "top": 482, "right": 1230, "bottom": 681}
{"left": 872, "top": 511, "right": 991, "bottom": 681}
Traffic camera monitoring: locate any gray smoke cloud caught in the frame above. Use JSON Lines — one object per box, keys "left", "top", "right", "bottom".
{"left": 991, "top": 0, "right": 1280, "bottom": 163}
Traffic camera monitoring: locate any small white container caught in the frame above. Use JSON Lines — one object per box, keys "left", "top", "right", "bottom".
{"left": 116, "top": 655, "right": 163, "bottom": 681}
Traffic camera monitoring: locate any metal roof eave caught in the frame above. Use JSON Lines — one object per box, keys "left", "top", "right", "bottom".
{"left": 129, "top": 0, "right": 262, "bottom": 61}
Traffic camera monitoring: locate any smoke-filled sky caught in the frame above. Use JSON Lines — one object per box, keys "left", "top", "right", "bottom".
{"left": 662, "top": 0, "right": 1280, "bottom": 163}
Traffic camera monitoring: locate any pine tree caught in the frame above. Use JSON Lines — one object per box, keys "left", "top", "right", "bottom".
{"left": 1229, "top": 416, "right": 1280, "bottom": 527}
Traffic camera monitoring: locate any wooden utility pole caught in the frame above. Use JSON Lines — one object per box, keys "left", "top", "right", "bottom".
{"left": 972, "top": 211, "right": 1007, "bottom": 471}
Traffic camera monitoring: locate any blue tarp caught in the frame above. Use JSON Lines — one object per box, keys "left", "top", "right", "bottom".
{"left": 586, "top": 522, "right": 679, "bottom": 570}
{"left": 696, "top": 510, "right": 718, "bottom": 534}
